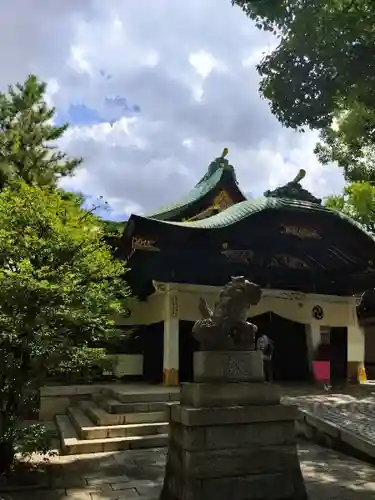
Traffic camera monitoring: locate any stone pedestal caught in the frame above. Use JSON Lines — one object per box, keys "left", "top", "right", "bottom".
{"left": 160, "top": 350, "right": 307, "bottom": 500}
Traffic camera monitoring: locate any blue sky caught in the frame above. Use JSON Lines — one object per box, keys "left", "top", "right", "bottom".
{"left": 56, "top": 97, "right": 141, "bottom": 127}
{"left": 62, "top": 103, "right": 103, "bottom": 126}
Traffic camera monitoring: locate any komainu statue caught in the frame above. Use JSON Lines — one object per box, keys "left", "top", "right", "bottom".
{"left": 192, "top": 276, "right": 262, "bottom": 350}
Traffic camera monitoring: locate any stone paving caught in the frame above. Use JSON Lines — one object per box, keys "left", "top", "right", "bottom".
{"left": 287, "top": 393, "right": 375, "bottom": 449}
{"left": 2, "top": 442, "right": 375, "bottom": 500}
{"left": 3, "top": 387, "right": 375, "bottom": 500}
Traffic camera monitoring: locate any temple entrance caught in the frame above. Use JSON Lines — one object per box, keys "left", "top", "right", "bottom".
{"left": 179, "top": 321, "right": 199, "bottom": 382}
{"left": 252, "top": 312, "right": 310, "bottom": 382}
{"left": 330, "top": 327, "right": 347, "bottom": 383}
{"left": 142, "top": 322, "right": 164, "bottom": 384}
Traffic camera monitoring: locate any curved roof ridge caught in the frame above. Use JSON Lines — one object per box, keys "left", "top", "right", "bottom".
{"left": 137, "top": 196, "right": 375, "bottom": 241}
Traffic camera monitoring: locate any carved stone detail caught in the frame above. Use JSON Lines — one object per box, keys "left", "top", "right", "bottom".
{"left": 192, "top": 276, "right": 262, "bottom": 351}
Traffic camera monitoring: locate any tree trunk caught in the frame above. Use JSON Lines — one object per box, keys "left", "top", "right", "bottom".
{"left": 0, "top": 439, "right": 15, "bottom": 475}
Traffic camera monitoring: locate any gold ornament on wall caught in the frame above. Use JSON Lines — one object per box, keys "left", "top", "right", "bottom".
{"left": 132, "top": 236, "right": 160, "bottom": 251}
{"left": 213, "top": 190, "right": 233, "bottom": 210}
{"left": 182, "top": 190, "right": 234, "bottom": 222}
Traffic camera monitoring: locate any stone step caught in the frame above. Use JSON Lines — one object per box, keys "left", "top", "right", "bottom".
{"left": 98, "top": 396, "right": 169, "bottom": 414}
{"left": 56, "top": 415, "right": 168, "bottom": 455}
{"left": 68, "top": 406, "right": 168, "bottom": 440}
{"left": 104, "top": 387, "right": 180, "bottom": 404}
{"left": 80, "top": 400, "right": 167, "bottom": 426}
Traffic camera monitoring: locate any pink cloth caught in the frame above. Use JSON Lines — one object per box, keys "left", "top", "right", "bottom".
{"left": 312, "top": 361, "right": 330, "bottom": 382}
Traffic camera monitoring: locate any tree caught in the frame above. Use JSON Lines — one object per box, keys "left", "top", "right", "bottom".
{"left": 100, "top": 219, "right": 127, "bottom": 236}
{"left": 325, "top": 181, "right": 375, "bottom": 232}
{"left": 232, "top": 0, "right": 375, "bottom": 182}
{"left": 0, "top": 181, "right": 132, "bottom": 473}
{"left": 0, "top": 74, "right": 82, "bottom": 190}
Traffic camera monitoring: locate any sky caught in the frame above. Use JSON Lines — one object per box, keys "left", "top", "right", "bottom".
{"left": 0, "top": 0, "right": 345, "bottom": 220}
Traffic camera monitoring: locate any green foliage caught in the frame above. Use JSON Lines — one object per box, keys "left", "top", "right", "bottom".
{"left": 0, "top": 181, "right": 132, "bottom": 472}
{"left": 13, "top": 423, "right": 56, "bottom": 460}
{"left": 59, "top": 189, "right": 86, "bottom": 206}
{"left": 50, "top": 347, "right": 114, "bottom": 382}
{"left": 325, "top": 181, "right": 375, "bottom": 232}
{"left": 0, "top": 421, "right": 56, "bottom": 473}
{"left": 0, "top": 74, "right": 81, "bottom": 189}
{"left": 233, "top": 0, "right": 375, "bottom": 181}
{"left": 100, "top": 219, "right": 127, "bottom": 236}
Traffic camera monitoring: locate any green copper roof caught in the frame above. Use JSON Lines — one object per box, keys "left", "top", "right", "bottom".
{"left": 146, "top": 167, "right": 225, "bottom": 221}
{"left": 146, "top": 196, "right": 374, "bottom": 240}
{"left": 145, "top": 150, "right": 244, "bottom": 221}
{"left": 154, "top": 198, "right": 322, "bottom": 228}
{"left": 138, "top": 162, "right": 373, "bottom": 241}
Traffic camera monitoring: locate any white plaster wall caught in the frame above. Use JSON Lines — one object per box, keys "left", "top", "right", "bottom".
{"left": 116, "top": 282, "right": 357, "bottom": 332}
{"left": 347, "top": 325, "right": 365, "bottom": 362}
{"left": 116, "top": 293, "right": 164, "bottom": 325}
{"left": 305, "top": 324, "right": 321, "bottom": 364}
{"left": 177, "top": 285, "right": 356, "bottom": 328}
{"left": 107, "top": 354, "right": 143, "bottom": 377}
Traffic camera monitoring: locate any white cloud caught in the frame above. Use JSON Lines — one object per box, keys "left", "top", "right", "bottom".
{"left": 189, "top": 50, "right": 225, "bottom": 78}
{"left": 0, "top": 0, "right": 345, "bottom": 219}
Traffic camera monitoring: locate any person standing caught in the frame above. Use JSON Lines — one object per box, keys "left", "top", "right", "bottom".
{"left": 257, "top": 333, "right": 274, "bottom": 382}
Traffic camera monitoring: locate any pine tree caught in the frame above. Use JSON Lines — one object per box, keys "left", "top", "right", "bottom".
{"left": 0, "top": 74, "right": 81, "bottom": 189}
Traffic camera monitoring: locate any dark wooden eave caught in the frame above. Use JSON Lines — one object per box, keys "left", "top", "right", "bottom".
{"left": 119, "top": 197, "right": 375, "bottom": 297}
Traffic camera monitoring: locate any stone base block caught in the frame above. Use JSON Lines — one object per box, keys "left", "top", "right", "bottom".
{"left": 181, "top": 381, "right": 281, "bottom": 408}
{"left": 160, "top": 345, "right": 307, "bottom": 500}
{"left": 171, "top": 401, "right": 298, "bottom": 427}
{"left": 161, "top": 466, "right": 307, "bottom": 500}
{"left": 170, "top": 419, "right": 296, "bottom": 451}
{"left": 194, "top": 350, "right": 263, "bottom": 382}
{"left": 169, "top": 442, "right": 301, "bottom": 478}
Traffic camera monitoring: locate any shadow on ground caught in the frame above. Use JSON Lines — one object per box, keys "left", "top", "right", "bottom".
{"left": 3, "top": 442, "right": 375, "bottom": 499}
{"left": 300, "top": 443, "right": 375, "bottom": 500}
{"left": 2, "top": 447, "right": 165, "bottom": 499}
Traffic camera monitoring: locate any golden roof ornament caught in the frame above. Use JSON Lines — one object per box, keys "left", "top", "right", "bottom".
{"left": 292, "top": 169, "right": 306, "bottom": 183}
{"left": 220, "top": 147, "right": 229, "bottom": 159}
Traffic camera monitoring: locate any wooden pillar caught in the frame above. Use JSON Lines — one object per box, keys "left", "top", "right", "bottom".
{"left": 347, "top": 324, "right": 365, "bottom": 383}
{"left": 163, "top": 284, "right": 179, "bottom": 386}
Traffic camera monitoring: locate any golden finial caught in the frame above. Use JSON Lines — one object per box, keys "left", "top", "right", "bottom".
{"left": 292, "top": 169, "right": 306, "bottom": 183}
{"left": 220, "top": 147, "right": 229, "bottom": 159}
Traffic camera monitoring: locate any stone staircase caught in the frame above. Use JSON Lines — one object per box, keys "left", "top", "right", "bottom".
{"left": 56, "top": 385, "right": 180, "bottom": 455}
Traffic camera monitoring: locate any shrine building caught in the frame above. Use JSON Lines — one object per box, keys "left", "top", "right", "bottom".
{"left": 114, "top": 150, "right": 375, "bottom": 386}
